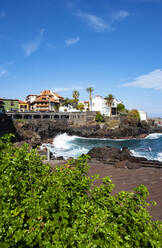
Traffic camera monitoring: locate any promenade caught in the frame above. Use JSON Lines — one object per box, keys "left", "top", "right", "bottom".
{"left": 47, "top": 160, "right": 162, "bottom": 221}
{"left": 88, "top": 162, "right": 162, "bottom": 221}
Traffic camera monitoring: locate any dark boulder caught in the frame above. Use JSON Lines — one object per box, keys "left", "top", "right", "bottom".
{"left": 87, "top": 146, "right": 132, "bottom": 163}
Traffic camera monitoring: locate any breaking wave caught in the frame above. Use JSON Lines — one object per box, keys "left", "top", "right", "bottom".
{"left": 145, "top": 133, "right": 162, "bottom": 140}
{"left": 43, "top": 132, "right": 162, "bottom": 161}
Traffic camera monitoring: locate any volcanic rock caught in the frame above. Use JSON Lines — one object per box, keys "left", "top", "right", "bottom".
{"left": 87, "top": 146, "right": 132, "bottom": 163}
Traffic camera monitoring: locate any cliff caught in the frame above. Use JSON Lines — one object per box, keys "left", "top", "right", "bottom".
{"left": 0, "top": 114, "right": 162, "bottom": 148}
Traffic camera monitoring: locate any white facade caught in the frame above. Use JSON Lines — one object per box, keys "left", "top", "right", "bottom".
{"left": 59, "top": 105, "right": 80, "bottom": 112}
{"left": 59, "top": 96, "right": 122, "bottom": 116}
{"left": 92, "top": 96, "right": 121, "bottom": 116}
{"left": 26, "top": 95, "right": 37, "bottom": 103}
{"left": 59, "top": 101, "right": 89, "bottom": 113}
{"left": 138, "top": 110, "right": 147, "bottom": 121}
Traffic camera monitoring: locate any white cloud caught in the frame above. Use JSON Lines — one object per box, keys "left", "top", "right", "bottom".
{"left": 122, "top": 69, "right": 162, "bottom": 90}
{"left": 112, "top": 10, "right": 130, "bottom": 21}
{"left": 74, "top": 10, "right": 130, "bottom": 32}
{"left": 0, "top": 67, "right": 8, "bottom": 77}
{"left": 23, "top": 28, "right": 45, "bottom": 57}
{"left": 54, "top": 86, "right": 85, "bottom": 92}
{"left": 75, "top": 12, "right": 113, "bottom": 32}
{"left": 65, "top": 37, "right": 80, "bottom": 46}
{"left": 0, "top": 11, "right": 6, "bottom": 20}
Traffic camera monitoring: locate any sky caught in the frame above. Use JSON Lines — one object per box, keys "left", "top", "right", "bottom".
{"left": 0, "top": 0, "right": 162, "bottom": 117}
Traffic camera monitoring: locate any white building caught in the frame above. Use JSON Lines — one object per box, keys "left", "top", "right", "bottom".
{"left": 92, "top": 96, "right": 122, "bottom": 116}
{"left": 138, "top": 110, "right": 147, "bottom": 121}
{"left": 59, "top": 100, "right": 89, "bottom": 113}
{"left": 59, "top": 96, "right": 122, "bottom": 116}
{"left": 26, "top": 94, "right": 38, "bottom": 104}
{"left": 59, "top": 106, "right": 80, "bottom": 112}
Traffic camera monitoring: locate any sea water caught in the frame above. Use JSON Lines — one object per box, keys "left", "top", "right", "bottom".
{"left": 43, "top": 133, "right": 162, "bottom": 161}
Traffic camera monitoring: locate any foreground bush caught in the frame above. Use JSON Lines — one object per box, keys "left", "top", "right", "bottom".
{"left": 0, "top": 135, "right": 161, "bottom": 248}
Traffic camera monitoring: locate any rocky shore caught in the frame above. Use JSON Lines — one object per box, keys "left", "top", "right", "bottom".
{"left": 1, "top": 113, "right": 162, "bottom": 147}
{"left": 1, "top": 113, "right": 162, "bottom": 166}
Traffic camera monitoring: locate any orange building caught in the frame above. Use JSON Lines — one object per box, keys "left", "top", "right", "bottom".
{"left": 30, "top": 90, "right": 64, "bottom": 112}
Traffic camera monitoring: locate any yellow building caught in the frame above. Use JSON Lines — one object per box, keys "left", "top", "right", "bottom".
{"left": 18, "top": 100, "right": 29, "bottom": 112}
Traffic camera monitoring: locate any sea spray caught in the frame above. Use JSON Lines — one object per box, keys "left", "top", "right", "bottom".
{"left": 45, "top": 132, "right": 162, "bottom": 161}
{"left": 53, "top": 133, "right": 88, "bottom": 159}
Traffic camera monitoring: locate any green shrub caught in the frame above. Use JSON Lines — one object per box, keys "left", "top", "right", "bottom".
{"left": 128, "top": 109, "right": 140, "bottom": 120}
{"left": 96, "top": 112, "right": 105, "bottom": 122}
{"left": 77, "top": 103, "right": 84, "bottom": 111}
{"left": 117, "top": 103, "right": 125, "bottom": 112}
{"left": 0, "top": 134, "right": 161, "bottom": 247}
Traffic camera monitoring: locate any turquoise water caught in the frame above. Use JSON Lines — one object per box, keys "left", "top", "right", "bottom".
{"left": 49, "top": 133, "right": 162, "bottom": 161}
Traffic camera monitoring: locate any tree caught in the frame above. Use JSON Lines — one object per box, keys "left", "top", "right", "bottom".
{"left": 86, "top": 87, "right": 94, "bottom": 111}
{"left": 77, "top": 103, "right": 84, "bottom": 111}
{"left": 128, "top": 109, "right": 140, "bottom": 120}
{"left": 0, "top": 134, "right": 161, "bottom": 247}
{"left": 72, "top": 90, "right": 80, "bottom": 101}
{"left": 95, "top": 111, "right": 105, "bottom": 122}
{"left": 63, "top": 97, "right": 70, "bottom": 107}
{"left": 117, "top": 103, "right": 125, "bottom": 112}
{"left": 104, "top": 94, "right": 114, "bottom": 116}
{"left": 72, "top": 90, "right": 80, "bottom": 109}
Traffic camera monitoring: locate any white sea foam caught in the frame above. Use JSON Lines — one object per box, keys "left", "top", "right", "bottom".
{"left": 145, "top": 133, "right": 162, "bottom": 140}
{"left": 156, "top": 152, "right": 162, "bottom": 162}
{"left": 53, "top": 133, "right": 77, "bottom": 150}
{"left": 130, "top": 149, "right": 153, "bottom": 160}
{"left": 67, "top": 135, "right": 133, "bottom": 142}
{"left": 43, "top": 132, "right": 162, "bottom": 161}
{"left": 52, "top": 133, "right": 88, "bottom": 159}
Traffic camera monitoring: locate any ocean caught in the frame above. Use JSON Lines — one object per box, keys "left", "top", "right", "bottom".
{"left": 44, "top": 133, "right": 162, "bottom": 162}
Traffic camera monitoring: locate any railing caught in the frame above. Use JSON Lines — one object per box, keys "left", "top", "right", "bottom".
{"left": 5, "top": 111, "right": 97, "bottom": 122}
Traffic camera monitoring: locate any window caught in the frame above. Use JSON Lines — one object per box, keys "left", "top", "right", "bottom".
{"left": 10, "top": 101, "right": 14, "bottom": 106}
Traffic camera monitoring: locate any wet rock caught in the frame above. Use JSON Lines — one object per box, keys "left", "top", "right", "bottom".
{"left": 87, "top": 146, "right": 132, "bottom": 163}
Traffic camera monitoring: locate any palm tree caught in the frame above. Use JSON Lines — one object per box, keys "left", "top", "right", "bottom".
{"left": 72, "top": 90, "right": 80, "bottom": 108}
{"left": 104, "top": 94, "right": 114, "bottom": 116}
{"left": 86, "top": 87, "right": 94, "bottom": 111}
{"left": 72, "top": 90, "right": 80, "bottom": 101}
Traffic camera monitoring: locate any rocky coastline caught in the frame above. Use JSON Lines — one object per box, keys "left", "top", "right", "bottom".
{"left": 1, "top": 114, "right": 162, "bottom": 144}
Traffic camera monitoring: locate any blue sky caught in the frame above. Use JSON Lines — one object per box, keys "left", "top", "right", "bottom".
{"left": 0, "top": 0, "right": 162, "bottom": 117}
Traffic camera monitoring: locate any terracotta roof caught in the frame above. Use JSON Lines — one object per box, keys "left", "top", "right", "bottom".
{"left": 33, "top": 95, "right": 59, "bottom": 103}
{"left": 19, "top": 100, "right": 28, "bottom": 104}
{"left": 53, "top": 92, "right": 64, "bottom": 99}
{"left": 40, "top": 90, "right": 64, "bottom": 99}
{"left": 40, "top": 90, "right": 53, "bottom": 96}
